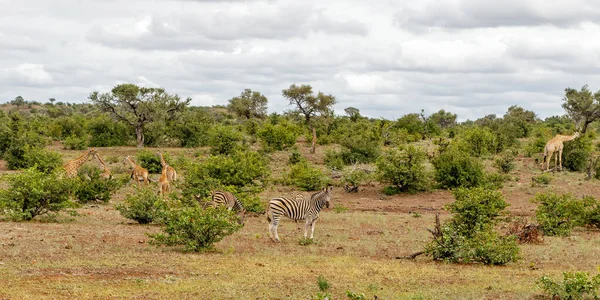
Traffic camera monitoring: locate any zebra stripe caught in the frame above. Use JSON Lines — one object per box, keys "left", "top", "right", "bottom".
{"left": 210, "top": 191, "right": 246, "bottom": 213}
{"left": 267, "top": 185, "right": 333, "bottom": 242}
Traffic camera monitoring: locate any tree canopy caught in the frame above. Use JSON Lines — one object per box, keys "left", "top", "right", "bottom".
{"left": 562, "top": 84, "right": 600, "bottom": 133}
{"left": 88, "top": 83, "right": 190, "bottom": 148}
{"left": 227, "top": 89, "right": 268, "bottom": 119}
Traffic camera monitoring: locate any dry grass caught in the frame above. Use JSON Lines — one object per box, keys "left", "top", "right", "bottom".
{"left": 1, "top": 146, "right": 600, "bottom": 299}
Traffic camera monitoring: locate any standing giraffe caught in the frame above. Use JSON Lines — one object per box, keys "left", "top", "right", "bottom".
{"left": 123, "top": 155, "right": 150, "bottom": 187}
{"left": 156, "top": 150, "right": 177, "bottom": 182}
{"left": 541, "top": 131, "right": 581, "bottom": 171}
{"left": 158, "top": 163, "right": 170, "bottom": 197}
{"left": 93, "top": 152, "right": 112, "bottom": 180}
{"left": 63, "top": 148, "right": 96, "bottom": 177}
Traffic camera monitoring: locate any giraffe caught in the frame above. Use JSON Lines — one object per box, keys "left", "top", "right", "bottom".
{"left": 541, "top": 131, "right": 581, "bottom": 171}
{"left": 158, "top": 163, "right": 170, "bottom": 197}
{"left": 93, "top": 152, "right": 112, "bottom": 180}
{"left": 123, "top": 155, "right": 150, "bottom": 187}
{"left": 63, "top": 148, "right": 96, "bottom": 177}
{"left": 156, "top": 150, "right": 177, "bottom": 182}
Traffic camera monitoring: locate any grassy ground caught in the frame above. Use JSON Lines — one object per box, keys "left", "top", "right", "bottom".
{"left": 1, "top": 145, "right": 600, "bottom": 299}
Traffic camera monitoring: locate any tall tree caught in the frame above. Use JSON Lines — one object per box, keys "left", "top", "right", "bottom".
{"left": 562, "top": 84, "right": 600, "bottom": 133}
{"left": 11, "top": 96, "right": 25, "bottom": 107}
{"left": 344, "top": 107, "right": 361, "bottom": 122}
{"left": 227, "top": 89, "right": 268, "bottom": 119}
{"left": 503, "top": 105, "right": 537, "bottom": 137}
{"left": 429, "top": 109, "right": 457, "bottom": 129}
{"left": 88, "top": 83, "right": 190, "bottom": 148}
{"left": 282, "top": 84, "right": 336, "bottom": 153}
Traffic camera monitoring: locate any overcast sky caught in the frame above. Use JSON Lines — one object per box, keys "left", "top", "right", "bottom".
{"left": 1, "top": 0, "right": 600, "bottom": 121}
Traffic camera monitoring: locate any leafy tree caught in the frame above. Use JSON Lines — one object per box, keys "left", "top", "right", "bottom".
{"left": 227, "top": 89, "right": 268, "bottom": 119}
{"left": 88, "top": 83, "right": 190, "bottom": 148}
{"left": 396, "top": 113, "right": 424, "bottom": 139}
{"left": 344, "top": 107, "right": 361, "bottom": 122}
{"left": 282, "top": 84, "right": 336, "bottom": 153}
{"left": 503, "top": 105, "right": 537, "bottom": 137}
{"left": 429, "top": 109, "right": 457, "bottom": 129}
{"left": 561, "top": 84, "right": 600, "bottom": 133}
{"left": 11, "top": 96, "right": 25, "bottom": 107}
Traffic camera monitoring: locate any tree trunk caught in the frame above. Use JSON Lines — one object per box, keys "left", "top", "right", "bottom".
{"left": 135, "top": 124, "right": 145, "bottom": 148}
{"left": 582, "top": 119, "right": 590, "bottom": 134}
{"left": 310, "top": 126, "right": 317, "bottom": 154}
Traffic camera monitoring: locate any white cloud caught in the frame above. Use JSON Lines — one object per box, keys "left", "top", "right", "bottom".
{"left": 1, "top": 0, "right": 600, "bottom": 121}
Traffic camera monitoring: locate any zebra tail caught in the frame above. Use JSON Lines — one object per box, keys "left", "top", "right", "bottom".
{"left": 266, "top": 205, "right": 271, "bottom": 223}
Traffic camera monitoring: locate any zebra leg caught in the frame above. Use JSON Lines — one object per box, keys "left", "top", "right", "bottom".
{"left": 270, "top": 217, "right": 281, "bottom": 242}
{"left": 309, "top": 218, "right": 317, "bottom": 239}
{"left": 304, "top": 218, "right": 311, "bottom": 239}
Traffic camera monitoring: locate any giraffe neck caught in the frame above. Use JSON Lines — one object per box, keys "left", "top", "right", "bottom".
{"left": 72, "top": 151, "right": 92, "bottom": 168}
{"left": 126, "top": 157, "right": 139, "bottom": 169}
{"left": 95, "top": 154, "right": 108, "bottom": 170}
{"left": 159, "top": 152, "right": 167, "bottom": 167}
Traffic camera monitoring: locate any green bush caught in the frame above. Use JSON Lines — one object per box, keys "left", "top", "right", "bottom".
{"left": 286, "top": 161, "right": 329, "bottom": 191}
{"left": 208, "top": 125, "right": 245, "bottom": 156}
{"left": 136, "top": 150, "right": 166, "bottom": 174}
{"left": 447, "top": 187, "right": 509, "bottom": 234}
{"left": 376, "top": 145, "right": 429, "bottom": 194}
{"left": 323, "top": 149, "right": 345, "bottom": 171}
{"left": 74, "top": 170, "right": 121, "bottom": 203}
{"left": 63, "top": 135, "right": 87, "bottom": 150}
{"left": 561, "top": 133, "right": 593, "bottom": 172}
{"left": 182, "top": 149, "right": 270, "bottom": 200}
{"left": 493, "top": 150, "right": 516, "bottom": 173}
{"left": 87, "top": 115, "right": 131, "bottom": 147}
{"left": 342, "top": 168, "right": 371, "bottom": 193}
{"left": 531, "top": 174, "right": 552, "bottom": 187}
{"left": 424, "top": 187, "right": 519, "bottom": 265}
{"left": 116, "top": 187, "right": 168, "bottom": 224}
{"left": 432, "top": 148, "right": 485, "bottom": 188}
{"left": 257, "top": 121, "right": 300, "bottom": 151}
{"left": 531, "top": 192, "right": 588, "bottom": 236}
{"left": 21, "top": 147, "right": 62, "bottom": 174}
{"left": 148, "top": 205, "right": 243, "bottom": 252}
{"left": 537, "top": 271, "right": 600, "bottom": 300}
{"left": 0, "top": 168, "right": 74, "bottom": 221}
{"left": 457, "top": 127, "right": 497, "bottom": 157}
{"left": 288, "top": 149, "right": 305, "bottom": 165}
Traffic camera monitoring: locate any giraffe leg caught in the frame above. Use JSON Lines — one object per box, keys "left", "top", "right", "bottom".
{"left": 559, "top": 149, "right": 563, "bottom": 171}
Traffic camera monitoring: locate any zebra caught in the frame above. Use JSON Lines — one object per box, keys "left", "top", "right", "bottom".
{"left": 266, "top": 185, "right": 333, "bottom": 242}
{"left": 202, "top": 191, "right": 246, "bottom": 224}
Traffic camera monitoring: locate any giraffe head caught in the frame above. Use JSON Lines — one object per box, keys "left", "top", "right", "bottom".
{"left": 122, "top": 155, "right": 130, "bottom": 165}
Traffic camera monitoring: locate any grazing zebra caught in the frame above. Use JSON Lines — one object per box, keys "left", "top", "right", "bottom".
{"left": 267, "top": 185, "right": 333, "bottom": 242}
{"left": 204, "top": 191, "right": 246, "bottom": 224}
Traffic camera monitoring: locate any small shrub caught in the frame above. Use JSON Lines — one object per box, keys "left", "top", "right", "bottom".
{"left": 483, "top": 172, "right": 511, "bottom": 190}
{"left": 63, "top": 135, "right": 87, "bottom": 150}
{"left": 21, "top": 147, "right": 62, "bottom": 174}
{"left": 148, "top": 205, "right": 243, "bottom": 252}
{"left": 376, "top": 145, "right": 429, "bottom": 194}
{"left": 312, "top": 276, "right": 332, "bottom": 300}
{"left": 208, "top": 125, "right": 245, "bottom": 156}
{"left": 531, "top": 192, "right": 587, "bottom": 236}
{"left": 561, "top": 133, "right": 593, "bottom": 172}
{"left": 432, "top": 148, "right": 485, "bottom": 188}
{"left": 136, "top": 150, "right": 163, "bottom": 174}
{"left": 286, "top": 161, "right": 329, "bottom": 191}
{"left": 257, "top": 122, "right": 300, "bottom": 151}
{"left": 531, "top": 174, "right": 552, "bottom": 187}
{"left": 288, "top": 149, "right": 305, "bottom": 165}
{"left": 493, "top": 150, "right": 516, "bottom": 173}
{"left": 424, "top": 188, "right": 519, "bottom": 265}
{"left": 457, "top": 127, "right": 497, "bottom": 157}
{"left": 342, "top": 168, "right": 371, "bottom": 193}
{"left": 116, "top": 187, "right": 168, "bottom": 224}
{"left": 333, "top": 203, "right": 348, "bottom": 213}
{"left": 324, "top": 149, "right": 345, "bottom": 171}
{"left": 74, "top": 171, "right": 121, "bottom": 203}
{"left": 537, "top": 271, "right": 600, "bottom": 300}
{"left": 0, "top": 168, "right": 74, "bottom": 221}
{"left": 238, "top": 193, "right": 265, "bottom": 214}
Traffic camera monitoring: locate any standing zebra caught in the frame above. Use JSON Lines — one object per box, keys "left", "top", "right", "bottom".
{"left": 204, "top": 191, "right": 246, "bottom": 224}
{"left": 267, "top": 185, "right": 333, "bottom": 242}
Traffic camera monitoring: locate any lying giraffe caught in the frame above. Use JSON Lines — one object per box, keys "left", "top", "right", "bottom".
{"left": 63, "top": 148, "right": 96, "bottom": 177}
{"left": 158, "top": 164, "right": 170, "bottom": 197}
{"left": 93, "top": 152, "right": 112, "bottom": 180}
{"left": 123, "top": 155, "right": 150, "bottom": 187}
{"left": 541, "top": 131, "right": 581, "bottom": 171}
{"left": 156, "top": 150, "right": 177, "bottom": 182}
